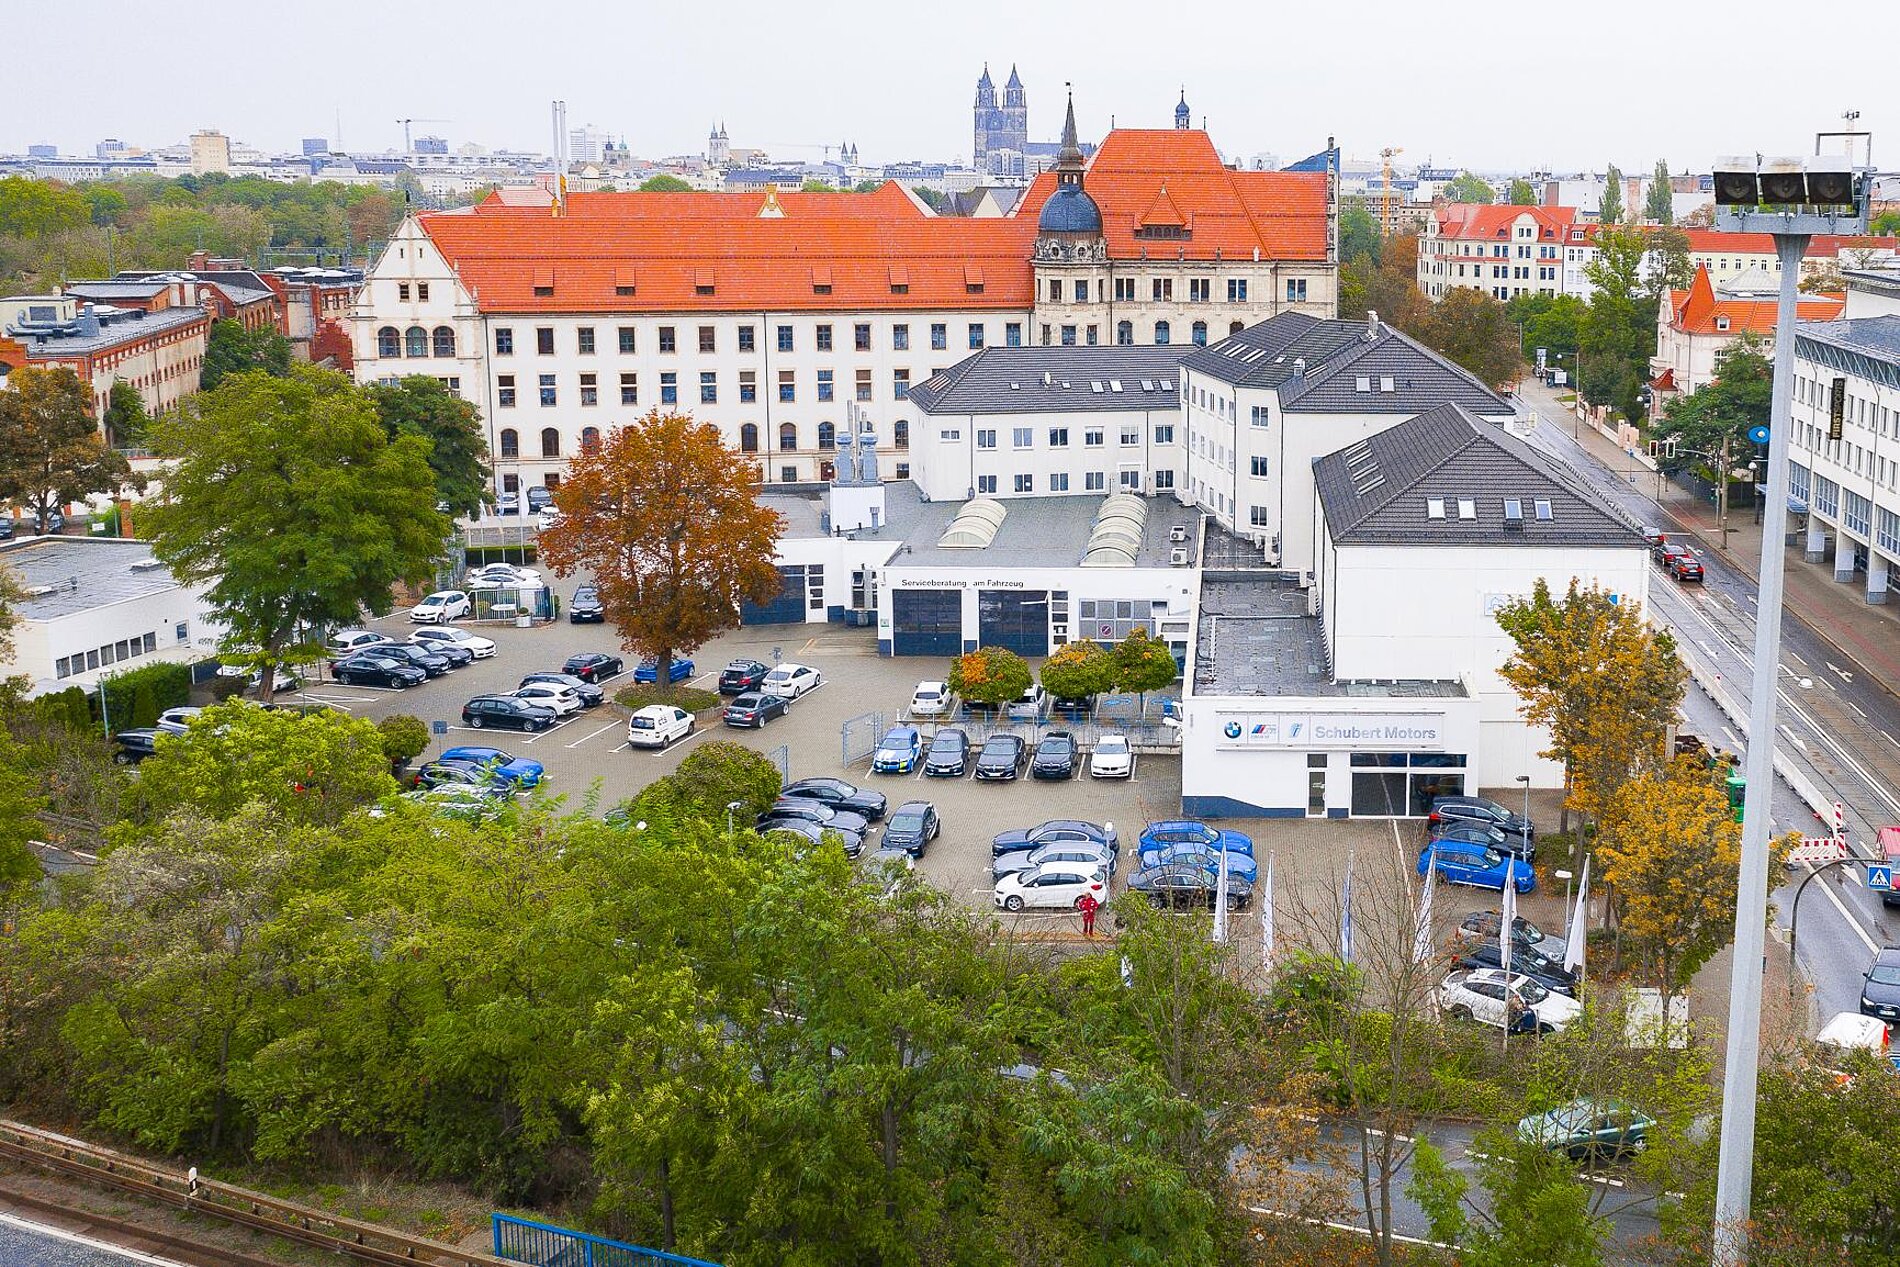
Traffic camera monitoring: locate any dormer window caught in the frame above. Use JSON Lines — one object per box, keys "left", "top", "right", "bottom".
{"left": 1715, "top": 316, "right": 1731, "bottom": 331}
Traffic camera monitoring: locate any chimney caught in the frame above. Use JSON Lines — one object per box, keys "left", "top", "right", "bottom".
{"left": 1293, "top": 357, "right": 1306, "bottom": 379}
{"left": 1366, "top": 310, "right": 1380, "bottom": 340}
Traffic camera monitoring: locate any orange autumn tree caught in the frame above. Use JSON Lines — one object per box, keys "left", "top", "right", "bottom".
{"left": 947, "top": 645, "right": 1031, "bottom": 707}
{"left": 539, "top": 410, "right": 783, "bottom": 689}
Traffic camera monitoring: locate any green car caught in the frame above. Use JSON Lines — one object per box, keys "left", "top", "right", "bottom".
{"left": 1516, "top": 1099, "right": 1655, "bottom": 1163}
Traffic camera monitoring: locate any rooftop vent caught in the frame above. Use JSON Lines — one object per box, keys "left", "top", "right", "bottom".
{"left": 128, "top": 558, "right": 168, "bottom": 572}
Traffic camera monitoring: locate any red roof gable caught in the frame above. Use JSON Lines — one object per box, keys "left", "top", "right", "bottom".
{"left": 1430, "top": 203, "right": 1578, "bottom": 242}
{"left": 1667, "top": 264, "right": 1844, "bottom": 334}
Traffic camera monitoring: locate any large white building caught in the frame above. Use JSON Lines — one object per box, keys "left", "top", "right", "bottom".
{"left": 1787, "top": 315, "right": 1900, "bottom": 605}
{"left": 1417, "top": 204, "right": 1580, "bottom": 302}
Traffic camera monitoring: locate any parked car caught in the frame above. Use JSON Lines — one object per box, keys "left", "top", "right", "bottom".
{"left": 154, "top": 707, "right": 202, "bottom": 737}
{"left": 1669, "top": 553, "right": 1705, "bottom": 583}
{"left": 112, "top": 728, "right": 161, "bottom": 764}
{"left": 762, "top": 662, "right": 823, "bottom": 698}
{"left": 992, "top": 841, "right": 1114, "bottom": 881}
{"left": 0, "top": 516, "right": 13, "bottom": 541}
{"left": 991, "top": 820, "right": 1119, "bottom": 859}
{"left": 402, "top": 633, "right": 473, "bottom": 666}
{"left": 909, "top": 680, "right": 952, "bottom": 717}
{"left": 871, "top": 725, "right": 923, "bottom": 774}
{"left": 412, "top": 758, "right": 514, "bottom": 794}
{"left": 410, "top": 590, "right": 472, "bottom": 623}
{"left": 1456, "top": 939, "right": 1576, "bottom": 995}
{"left": 413, "top": 627, "right": 497, "bottom": 659}
{"left": 1139, "top": 820, "right": 1254, "bottom": 859}
{"left": 1134, "top": 841, "right": 1259, "bottom": 884}
{"left": 1128, "top": 862, "right": 1254, "bottom": 911}
{"left": 973, "top": 734, "right": 1028, "bottom": 781}
{"left": 519, "top": 671, "right": 603, "bottom": 707}
{"left": 1031, "top": 731, "right": 1079, "bottom": 780}
{"left": 1656, "top": 545, "right": 1695, "bottom": 576}
{"left": 525, "top": 485, "right": 553, "bottom": 512}
{"left": 626, "top": 704, "right": 696, "bottom": 748}
{"left": 1430, "top": 820, "right": 1533, "bottom": 863}
{"left": 1454, "top": 910, "right": 1561, "bottom": 956}
{"left": 1419, "top": 839, "right": 1535, "bottom": 894}
{"left": 1429, "top": 796, "right": 1534, "bottom": 850}
{"left": 332, "top": 653, "right": 427, "bottom": 689}
{"left": 327, "top": 628, "right": 393, "bottom": 657}
{"left": 880, "top": 801, "right": 941, "bottom": 857}
{"left": 780, "top": 777, "right": 886, "bottom": 821}
{"left": 763, "top": 797, "right": 872, "bottom": 841}
{"left": 1860, "top": 945, "right": 1900, "bottom": 1024}
{"left": 634, "top": 657, "right": 696, "bottom": 684}
{"left": 759, "top": 817, "right": 866, "bottom": 857}
{"left": 512, "top": 681, "right": 584, "bottom": 716}
{"left": 723, "top": 691, "right": 789, "bottom": 728}
{"left": 1440, "top": 968, "right": 1581, "bottom": 1033}
{"left": 438, "top": 746, "right": 544, "bottom": 788}
{"left": 1648, "top": 533, "right": 1679, "bottom": 563}
{"left": 924, "top": 728, "right": 972, "bottom": 777}
{"left": 719, "top": 659, "right": 771, "bottom": 695}
{"left": 35, "top": 509, "right": 66, "bottom": 534}
{"left": 1005, "top": 684, "right": 1047, "bottom": 720}
{"left": 399, "top": 785, "right": 512, "bottom": 822}
{"left": 535, "top": 507, "right": 562, "bottom": 531}
{"left": 462, "top": 695, "right": 558, "bottom": 732}
{"left": 468, "top": 562, "right": 543, "bottom": 587}
{"left": 993, "top": 864, "right": 1107, "bottom": 913}
{"left": 1089, "top": 732, "right": 1135, "bottom": 779}
{"left": 568, "top": 584, "right": 605, "bottom": 623}
{"left": 562, "top": 652, "right": 624, "bottom": 682}
{"left": 216, "top": 662, "right": 307, "bottom": 693}
{"left": 496, "top": 491, "right": 521, "bottom": 515}
{"left": 378, "top": 644, "right": 454, "bottom": 677}
{"left": 1517, "top": 1100, "right": 1656, "bottom": 1163}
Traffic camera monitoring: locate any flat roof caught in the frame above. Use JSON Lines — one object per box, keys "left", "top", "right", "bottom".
{"left": 1, "top": 537, "right": 186, "bottom": 621}
{"left": 18, "top": 305, "right": 206, "bottom": 359}
{"left": 891, "top": 487, "right": 1197, "bottom": 570}
{"left": 1193, "top": 573, "right": 1466, "bottom": 700}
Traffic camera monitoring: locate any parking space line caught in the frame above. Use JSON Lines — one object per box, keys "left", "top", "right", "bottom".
{"left": 519, "top": 716, "right": 580, "bottom": 745}
{"left": 567, "top": 719, "right": 623, "bottom": 748}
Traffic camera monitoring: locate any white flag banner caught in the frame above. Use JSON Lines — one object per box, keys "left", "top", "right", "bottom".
{"left": 1261, "top": 855, "right": 1276, "bottom": 970}
{"left": 1212, "top": 843, "right": 1231, "bottom": 944}
{"left": 1339, "top": 852, "right": 1356, "bottom": 965}
{"left": 1563, "top": 856, "right": 1591, "bottom": 975}
{"left": 1413, "top": 848, "right": 1437, "bottom": 964}
{"left": 1500, "top": 866, "right": 1517, "bottom": 978}
{"left": 1120, "top": 955, "right": 1134, "bottom": 989}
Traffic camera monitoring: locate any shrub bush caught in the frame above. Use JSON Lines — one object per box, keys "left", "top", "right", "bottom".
{"left": 205, "top": 675, "right": 249, "bottom": 702}
{"left": 99, "top": 662, "right": 191, "bottom": 726}
{"left": 612, "top": 684, "right": 720, "bottom": 714}
{"left": 377, "top": 714, "right": 430, "bottom": 768}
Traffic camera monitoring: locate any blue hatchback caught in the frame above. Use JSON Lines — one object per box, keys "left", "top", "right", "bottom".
{"left": 871, "top": 725, "right": 923, "bottom": 774}
{"left": 1138, "top": 820, "right": 1255, "bottom": 859}
{"left": 1418, "top": 839, "right": 1534, "bottom": 894}
{"left": 438, "top": 745, "right": 545, "bottom": 787}
{"left": 633, "top": 657, "right": 696, "bottom": 684}
{"left": 1135, "top": 842, "right": 1259, "bottom": 884}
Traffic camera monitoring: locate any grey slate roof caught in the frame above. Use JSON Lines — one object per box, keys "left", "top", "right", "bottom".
{"left": 62, "top": 281, "right": 169, "bottom": 302}
{"left": 1797, "top": 314, "right": 1900, "bottom": 371}
{"left": 1179, "top": 311, "right": 1512, "bottom": 415}
{"left": 908, "top": 345, "right": 1191, "bottom": 415}
{"left": 20, "top": 305, "right": 207, "bottom": 358}
{"left": 2, "top": 538, "right": 188, "bottom": 621}
{"left": 1314, "top": 403, "right": 1642, "bottom": 549}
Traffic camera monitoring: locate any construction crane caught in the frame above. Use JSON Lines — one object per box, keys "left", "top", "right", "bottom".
{"left": 1379, "top": 147, "right": 1404, "bottom": 229}
{"left": 395, "top": 118, "right": 449, "bottom": 154}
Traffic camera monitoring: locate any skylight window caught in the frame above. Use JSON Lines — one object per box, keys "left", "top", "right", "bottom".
{"left": 1380, "top": 376, "right": 1396, "bottom": 392}
{"left": 1457, "top": 499, "right": 1476, "bottom": 520}
{"left": 1503, "top": 498, "right": 1523, "bottom": 520}
{"left": 1534, "top": 499, "right": 1553, "bottom": 520}
{"left": 1355, "top": 376, "right": 1372, "bottom": 392}
{"left": 1427, "top": 498, "right": 1446, "bottom": 520}
{"left": 1140, "top": 379, "right": 1155, "bottom": 391}
{"left": 1109, "top": 380, "right": 1123, "bottom": 392}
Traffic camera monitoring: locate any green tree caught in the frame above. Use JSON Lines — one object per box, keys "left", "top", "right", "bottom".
{"left": 1506, "top": 178, "right": 1538, "bottom": 206}
{"left": 364, "top": 376, "right": 492, "bottom": 517}
{"left": 1645, "top": 159, "right": 1674, "bottom": 224}
{"left": 376, "top": 713, "right": 429, "bottom": 770}
{"left": 0, "top": 365, "right": 141, "bottom": 527}
{"left": 1509, "top": 292, "right": 1587, "bottom": 363}
{"left": 141, "top": 366, "right": 449, "bottom": 697}
{"left": 909, "top": 186, "right": 948, "bottom": 212}
{"left": 1339, "top": 196, "right": 1381, "bottom": 263}
{"left": 1039, "top": 638, "right": 1114, "bottom": 702}
{"left": 0, "top": 562, "right": 27, "bottom": 680}
{"left": 948, "top": 645, "right": 1032, "bottom": 707}
{"left": 0, "top": 176, "right": 90, "bottom": 238}
{"left": 1660, "top": 338, "right": 1772, "bottom": 463}
{"left": 1874, "top": 209, "right": 1900, "bottom": 236}
{"left": 198, "top": 318, "right": 292, "bottom": 391}
{"left": 1445, "top": 171, "right": 1496, "bottom": 204}
{"left": 626, "top": 739, "right": 783, "bottom": 827}
{"left": 1599, "top": 165, "right": 1625, "bottom": 225}
{"left": 1645, "top": 225, "right": 1694, "bottom": 300}
{"left": 800, "top": 179, "right": 836, "bottom": 192}
{"left": 1340, "top": 232, "right": 1426, "bottom": 327}
{"left": 538, "top": 411, "right": 783, "bottom": 690}
{"left": 1410, "top": 1135, "right": 1607, "bottom": 1266}
{"left": 850, "top": 180, "right": 882, "bottom": 193}
{"left": 1111, "top": 628, "right": 1178, "bottom": 709}
{"left": 637, "top": 174, "right": 693, "bottom": 192}
{"left": 101, "top": 382, "right": 148, "bottom": 450}
{"left": 1414, "top": 288, "right": 1525, "bottom": 387}
{"left": 127, "top": 678, "right": 158, "bottom": 729}
{"left": 0, "top": 728, "right": 47, "bottom": 889}
{"left": 1580, "top": 226, "right": 1654, "bottom": 418}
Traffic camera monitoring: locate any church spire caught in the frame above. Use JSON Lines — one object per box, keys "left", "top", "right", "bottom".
{"left": 1059, "top": 87, "right": 1082, "bottom": 167}
{"left": 1174, "top": 88, "right": 1191, "bottom": 130}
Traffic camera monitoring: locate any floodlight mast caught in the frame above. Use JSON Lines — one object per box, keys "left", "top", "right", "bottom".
{"left": 1708, "top": 148, "right": 1872, "bottom": 1267}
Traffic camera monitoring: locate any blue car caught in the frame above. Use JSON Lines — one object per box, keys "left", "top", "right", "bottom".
{"left": 438, "top": 745, "right": 545, "bottom": 788}
{"left": 633, "top": 657, "right": 696, "bottom": 684}
{"left": 1418, "top": 839, "right": 1535, "bottom": 894}
{"left": 871, "top": 725, "right": 923, "bottom": 774}
{"left": 1134, "top": 841, "right": 1259, "bottom": 884}
{"left": 1138, "top": 820, "right": 1254, "bottom": 860}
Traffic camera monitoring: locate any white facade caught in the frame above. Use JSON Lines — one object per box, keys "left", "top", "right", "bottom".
{"left": 911, "top": 403, "right": 1182, "bottom": 503}
{"left": 1787, "top": 316, "right": 1900, "bottom": 605}
{"left": 1417, "top": 207, "right": 1577, "bottom": 302}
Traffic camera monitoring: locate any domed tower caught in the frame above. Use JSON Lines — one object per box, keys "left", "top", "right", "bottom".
{"left": 1174, "top": 89, "right": 1191, "bottom": 130}
{"left": 1032, "top": 91, "right": 1107, "bottom": 342}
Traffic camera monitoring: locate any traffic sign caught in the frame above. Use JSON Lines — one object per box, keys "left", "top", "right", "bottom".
{"left": 1748, "top": 425, "right": 1771, "bottom": 445}
{"left": 1868, "top": 863, "right": 1894, "bottom": 891}
{"left": 431, "top": 720, "right": 448, "bottom": 736}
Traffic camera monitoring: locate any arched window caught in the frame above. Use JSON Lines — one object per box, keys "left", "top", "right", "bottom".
{"left": 579, "top": 426, "right": 601, "bottom": 454}
{"left": 1115, "top": 320, "right": 1133, "bottom": 346}
{"left": 779, "top": 422, "right": 797, "bottom": 451}
{"left": 499, "top": 428, "right": 519, "bottom": 458}
{"left": 892, "top": 418, "right": 909, "bottom": 450}
{"left": 739, "top": 423, "right": 759, "bottom": 453}
{"left": 1229, "top": 321, "right": 1245, "bottom": 336}
{"left": 404, "top": 326, "right": 428, "bottom": 358}
{"left": 1154, "top": 321, "right": 1171, "bottom": 345}
{"left": 378, "top": 326, "right": 400, "bottom": 357}
{"left": 540, "top": 427, "right": 561, "bottom": 458}
{"left": 432, "top": 325, "right": 455, "bottom": 357}
{"left": 816, "top": 421, "right": 836, "bottom": 450}
{"left": 1191, "top": 321, "right": 1208, "bottom": 346}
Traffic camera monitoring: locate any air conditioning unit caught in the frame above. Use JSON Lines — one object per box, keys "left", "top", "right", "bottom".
{"left": 1169, "top": 524, "right": 1188, "bottom": 543}
{"left": 1169, "top": 547, "right": 1191, "bottom": 566}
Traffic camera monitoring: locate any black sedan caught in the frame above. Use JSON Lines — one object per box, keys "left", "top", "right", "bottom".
{"left": 1030, "top": 730, "right": 1078, "bottom": 780}
{"left": 332, "top": 653, "right": 427, "bottom": 689}
{"left": 1128, "top": 862, "right": 1253, "bottom": 911}
{"left": 1456, "top": 939, "right": 1577, "bottom": 995}
{"left": 462, "top": 695, "right": 559, "bottom": 732}
{"left": 723, "top": 691, "right": 789, "bottom": 728}
{"left": 1861, "top": 945, "right": 1900, "bottom": 1024}
{"left": 780, "top": 777, "right": 886, "bottom": 821}
{"left": 759, "top": 817, "right": 866, "bottom": 857}
{"left": 719, "top": 659, "right": 772, "bottom": 695}
{"left": 761, "top": 797, "right": 873, "bottom": 839}
{"left": 520, "top": 671, "right": 604, "bottom": 707}
{"left": 569, "top": 584, "right": 605, "bottom": 623}
{"left": 412, "top": 758, "right": 513, "bottom": 793}
{"left": 973, "top": 734, "right": 1028, "bottom": 781}
{"left": 991, "top": 819, "right": 1119, "bottom": 860}
{"left": 880, "top": 801, "right": 941, "bottom": 857}
{"left": 923, "top": 728, "right": 971, "bottom": 777}
{"left": 562, "top": 652, "right": 624, "bottom": 684}
{"left": 378, "top": 643, "right": 454, "bottom": 677}
{"left": 112, "top": 728, "right": 161, "bottom": 764}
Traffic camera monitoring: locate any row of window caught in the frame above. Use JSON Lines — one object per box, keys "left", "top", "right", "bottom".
{"left": 495, "top": 420, "right": 913, "bottom": 460}
{"left": 971, "top": 469, "right": 1176, "bottom": 495}
{"left": 54, "top": 630, "right": 160, "bottom": 680}
{"left": 496, "top": 367, "right": 918, "bottom": 409}
{"left": 377, "top": 325, "right": 456, "bottom": 358}
{"left": 1056, "top": 277, "right": 1255, "bottom": 304}
{"left": 963, "top": 422, "right": 1175, "bottom": 451}
{"left": 497, "top": 320, "right": 1011, "bottom": 358}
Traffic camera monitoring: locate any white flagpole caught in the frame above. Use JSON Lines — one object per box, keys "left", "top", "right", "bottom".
{"left": 1563, "top": 855, "right": 1591, "bottom": 975}
{"left": 1500, "top": 867, "right": 1517, "bottom": 978}
{"left": 1212, "top": 837, "right": 1231, "bottom": 944}
{"left": 1260, "top": 854, "right": 1276, "bottom": 971}
{"left": 1414, "top": 848, "right": 1437, "bottom": 964}
{"left": 1339, "top": 851, "right": 1355, "bottom": 965}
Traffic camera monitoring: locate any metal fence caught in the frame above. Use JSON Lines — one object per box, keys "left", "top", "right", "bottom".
{"left": 493, "top": 1214, "right": 719, "bottom": 1267}
{"left": 765, "top": 743, "right": 790, "bottom": 789}
{"left": 841, "top": 711, "right": 888, "bottom": 765}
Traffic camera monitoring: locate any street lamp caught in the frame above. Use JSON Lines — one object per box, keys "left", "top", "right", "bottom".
{"left": 1709, "top": 148, "right": 1871, "bottom": 1267}
{"left": 725, "top": 800, "right": 744, "bottom": 836}
{"left": 1513, "top": 774, "right": 1531, "bottom": 832}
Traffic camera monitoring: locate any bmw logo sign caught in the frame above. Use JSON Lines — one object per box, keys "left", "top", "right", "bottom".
{"left": 1223, "top": 720, "right": 1243, "bottom": 739}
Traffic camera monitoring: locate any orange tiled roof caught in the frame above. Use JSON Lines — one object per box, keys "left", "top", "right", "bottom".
{"left": 1013, "top": 129, "right": 1329, "bottom": 261}
{"left": 1681, "top": 229, "right": 1898, "bottom": 259}
{"left": 1429, "top": 203, "right": 1578, "bottom": 242}
{"left": 418, "top": 183, "right": 1038, "bottom": 313}
{"left": 1666, "top": 264, "right": 1844, "bottom": 334}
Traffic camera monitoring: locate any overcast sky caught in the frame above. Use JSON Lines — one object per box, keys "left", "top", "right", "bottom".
{"left": 15, "top": 1, "right": 1888, "bottom": 175}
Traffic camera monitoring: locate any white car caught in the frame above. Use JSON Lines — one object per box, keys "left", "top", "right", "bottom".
{"left": 410, "top": 626, "right": 497, "bottom": 659}
{"left": 1089, "top": 732, "right": 1135, "bottom": 779}
{"left": 992, "top": 863, "right": 1107, "bottom": 913}
{"left": 327, "top": 628, "right": 393, "bottom": 656}
{"left": 626, "top": 704, "right": 696, "bottom": 748}
{"left": 512, "top": 682, "right": 583, "bottom": 716}
{"left": 467, "top": 564, "right": 542, "bottom": 589}
{"left": 535, "top": 507, "right": 562, "bottom": 531}
{"left": 1439, "top": 968, "right": 1582, "bottom": 1034}
{"left": 154, "top": 706, "right": 203, "bottom": 736}
{"left": 909, "top": 680, "right": 952, "bottom": 717}
{"left": 762, "top": 663, "right": 823, "bottom": 698}
{"left": 410, "top": 590, "right": 472, "bottom": 623}
{"left": 1005, "top": 683, "right": 1047, "bottom": 720}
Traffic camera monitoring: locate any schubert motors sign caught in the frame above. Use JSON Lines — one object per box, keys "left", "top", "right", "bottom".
{"left": 1217, "top": 712, "right": 1445, "bottom": 750}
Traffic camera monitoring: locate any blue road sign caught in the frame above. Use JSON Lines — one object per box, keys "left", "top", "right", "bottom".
{"left": 1748, "top": 425, "right": 1771, "bottom": 445}
{"left": 431, "top": 720, "right": 448, "bottom": 736}
{"left": 1868, "top": 863, "right": 1894, "bottom": 891}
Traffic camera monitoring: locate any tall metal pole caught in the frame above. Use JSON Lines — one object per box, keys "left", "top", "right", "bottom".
{"left": 1712, "top": 230, "right": 1809, "bottom": 1267}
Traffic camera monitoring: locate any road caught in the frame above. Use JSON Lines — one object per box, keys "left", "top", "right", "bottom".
{"left": 1515, "top": 377, "right": 1900, "bottom": 1023}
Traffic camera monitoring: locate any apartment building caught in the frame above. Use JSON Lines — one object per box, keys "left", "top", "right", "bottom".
{"left": 1787, "top": 315, "right": 1900, "bottom": 605}
{"left": 1416, "top": 204, "right": 1579, "bottom": 301}
{"left": 1651, "top": 264, "right": 1844, "bottom": 399}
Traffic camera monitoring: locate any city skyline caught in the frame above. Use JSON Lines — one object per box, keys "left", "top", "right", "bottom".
{"left": 15, "top": 0, "right": 1890, "bottom": 174}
